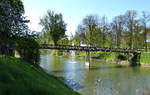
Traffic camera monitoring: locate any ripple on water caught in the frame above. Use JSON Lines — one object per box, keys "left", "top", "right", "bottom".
{"left": 64, "top": 79, "right": 84, "bottom": 90}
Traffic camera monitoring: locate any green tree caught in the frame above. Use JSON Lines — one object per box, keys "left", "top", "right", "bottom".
{"left": 0, "top": 0, "right": 25, "bottom": 41}
{"left": 72, "top": 33, "right": 81, "bottom": 45}
{"left": 57, "top": 35, "right": 69, "bottom": 45}
{"left": 124, "top": 10, "right": 138, "bottom": 49}
{"left": 140, "top": 11, "right": 150, "bottom": 51}
{"left": 16, "top": 35, "right": 40, "bottom": 64}
{"left": 112, "top": 15, "right": 125, "bottom": 48}
{"left": 40, "top": 10, "right": 66, "bottom": 45}
{"left": 74, "top": 10, "right": 150, "bottom": 50}
{"left": 0, "top": 0, "right": 27, "bottom": 55}
{"left": 100, "top": 16, "right": 109, "bottom": 47}
{"left": 76, "top": 15, "right": 99, "bottom": 45}
{"left": 0, "top": 0, "right": 40, "bottom": 64}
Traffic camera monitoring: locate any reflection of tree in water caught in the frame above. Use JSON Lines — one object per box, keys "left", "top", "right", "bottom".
{"left": 40, "top": 54, "right": 50, "bottom": 71}
{"left": 51, "top": 55, "right": 64, "bottom": 71}
{"left": 85, "top": 52, "right": 91, "bottom": 69}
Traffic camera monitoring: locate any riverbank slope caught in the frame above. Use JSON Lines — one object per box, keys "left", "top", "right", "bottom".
{"left": 140, "top": 52, "right": 150, "bottom": 67}
{"left": 77, "top": 52, "right": 150, "bottom": 66}
{"left": 0, "top": 55, "right": 80, "bottom": 95}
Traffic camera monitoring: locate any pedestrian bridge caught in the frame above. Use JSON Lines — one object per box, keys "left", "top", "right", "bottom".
{"left": 39, "top": 44, "right": 139, "bottom": 53}
{"left": 40, "top": 44, "right": 141, "bottom": 66}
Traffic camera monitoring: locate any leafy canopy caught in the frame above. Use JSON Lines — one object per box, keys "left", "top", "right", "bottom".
{"left": 40, "top": 10, "right": 66, "bottom": 45}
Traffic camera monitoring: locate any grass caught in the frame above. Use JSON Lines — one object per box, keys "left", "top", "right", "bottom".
{"left": 91, "top": 52, "right": 117, "bottom": 60}
{"left": 76, "top": 52, "right": 150, "bottom": 65}
{"left": 0, "top": 55, "right": 80, "bottom": 95}
{"left": 140, "top": 52, "right": 150, "bottom": 64}
{"left": 76, "top": 52, "right": 86, "bottom": 57}
{"left": 76, "top": 52, "right": 124, "bottom": 60}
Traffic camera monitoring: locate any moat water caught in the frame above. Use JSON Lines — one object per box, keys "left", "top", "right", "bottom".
{"left": 40, "top": 54, "right": 150, "bottom": 95}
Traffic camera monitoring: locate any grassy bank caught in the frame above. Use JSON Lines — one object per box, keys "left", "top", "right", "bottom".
{"left": 140, "top": 52, "right": 150, "bottom": 64}
{"left": 0, "top": 55, "right": 80, "bottom": 95}
{"left": 76, "top": 52, "right": 127, "bottom": 61}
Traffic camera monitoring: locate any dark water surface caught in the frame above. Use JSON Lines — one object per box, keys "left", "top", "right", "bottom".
{"left": 40, "top": 54, "right": 150, "bottom": 95}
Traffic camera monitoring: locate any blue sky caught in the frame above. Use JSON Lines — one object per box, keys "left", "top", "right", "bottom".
{"left": 22, "top": 0, "right": 150, "bottom": 35}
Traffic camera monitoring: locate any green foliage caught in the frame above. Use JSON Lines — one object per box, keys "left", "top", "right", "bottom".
{"left": 76, "top": 15, "right": 100, "bottom": 46}
{"left": 57, "top": 50, "right": 65, "bottom": 56}
{"left": 15, "top": 36, "right": 40, "bottom": 64}
{"left": 9, "top": 0, "right": 24, "bottom": 13}
{"left": 76, "top": 52, "right": 86, "bottom": 57}
{"left": 117, "top": 54, "right": 128, "bottom": 60}
{"left": 112, "top": 15, "right": 125, "bottom": 48}
{"left": 38, "top": 31, "right": 52, "bottom": 44}
{"left": 0, "top": 56, "right": 80, "bottom": 95}
{"left": 76, "top": 52, "right": 118, "bottom": 60}
{"left": 0, "top": 0, "right": 40, "bottom": 64}
{"left": 140, "top": 52, "right": 150, "bottom": 64}
{"left": 73, "top": 10, "right": 150, "bottom": 52}
{"left": 40, "top": 50, "right": 51, "bottom": 55}
{"left": 40, "top": 10, "right": 66, "bottom": 45}
{"left": 0, "top": 0, "right": 25, "bottom": 43}
{"left": 72, "top": 33, "right": 81, "bottom": 46}
{"left": 57, "top": 35, "right": 69, "bottom": 45}
{"left": 76, "top": 52, "right": 129, "bottom": 61}
{"left": 91, "top": 52, "right": 117, "bottom": 60}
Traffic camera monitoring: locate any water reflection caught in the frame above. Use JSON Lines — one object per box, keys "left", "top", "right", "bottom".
{"left": 40, "top": 55, "right": 51, "bottom": 71}
{"left": 40, "top": 54, "right": 150, "bottom": 95}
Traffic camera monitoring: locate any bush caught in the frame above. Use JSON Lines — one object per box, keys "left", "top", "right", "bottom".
{"left": 16, "top": 37, "right": 40, "bottom": 65}
{"left": 117, "top": 54, "right": 127, "bottom": 60}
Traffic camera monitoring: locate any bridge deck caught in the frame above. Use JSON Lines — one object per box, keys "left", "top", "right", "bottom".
{"left": 40, "top": 44, "right": 139, "bottom": 53}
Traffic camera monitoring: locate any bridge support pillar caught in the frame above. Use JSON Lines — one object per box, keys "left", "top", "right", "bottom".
{"left": 131, "top": 52, "right": 141, "bottom": 66}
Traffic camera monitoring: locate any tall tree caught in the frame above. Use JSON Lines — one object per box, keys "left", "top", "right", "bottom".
{"left": 112, "top": 15, "right": 125, "bottom": 48}
{"left": 74, "top": 10, "right": 150, "bottom": 50}
{"left": 141, "top": 11, "right": 150, "bottom": 51}
{"left": 76, "top": 25, "right": 87, "bottom": 44}
{"left": 0, "top": 0, "right": 40, "bottom": 64}
{"left": 77, "top": 15, "right": 99, "bottom": 45}
{"left": 40, "top": 10, "right": 66, "bottom": 45}
{"left": 0, "top": 0, "right": 24, "bottom": 42}
{"left": 0, "top": 0, "right": 28, "bottom": 53}
{"left": 100, "top": 16, "right": 109, "bottom": 47}
{"left": 72, "top": 32, "right": 81, "bottom": 45}
{"left": 124, "top": 10, "right": 137, "bottom": 49}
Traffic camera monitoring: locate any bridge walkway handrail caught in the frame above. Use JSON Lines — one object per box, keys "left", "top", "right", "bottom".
{"left": 39, "top": 44, "right": 140, "bottom": 53}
